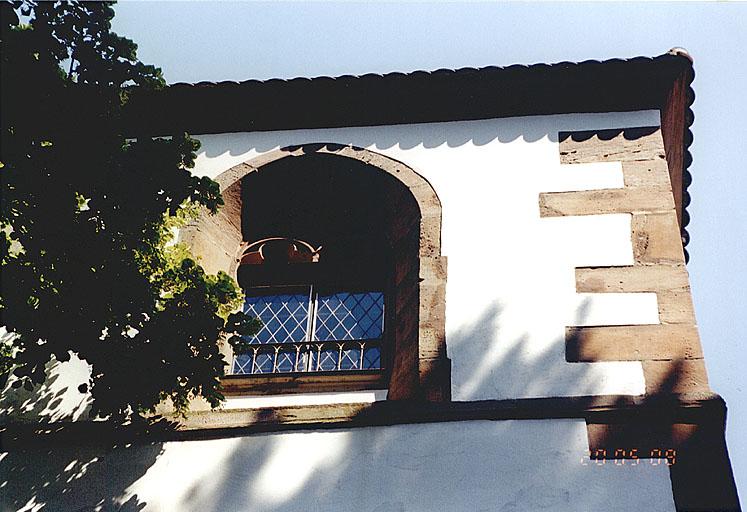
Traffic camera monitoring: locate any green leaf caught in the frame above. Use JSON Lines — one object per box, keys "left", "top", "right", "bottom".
{"left": 0, "top": 1, "right": 257, "bottom": 420}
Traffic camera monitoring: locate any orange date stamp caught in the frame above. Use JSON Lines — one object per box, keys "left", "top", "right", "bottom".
{"left": 581, "top": 448, "right": 677, "bottom": 466}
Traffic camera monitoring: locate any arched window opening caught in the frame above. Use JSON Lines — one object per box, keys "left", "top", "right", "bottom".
{"left": 231, "top": 154, "right": 394, "bottom": 388}
{"left": 181, "top": 144, "right": 450, "bottom": 401}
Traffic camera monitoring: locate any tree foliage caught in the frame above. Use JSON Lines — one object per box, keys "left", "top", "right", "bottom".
{"left": 0, "top": 1, "right": 258, "bottom": 419}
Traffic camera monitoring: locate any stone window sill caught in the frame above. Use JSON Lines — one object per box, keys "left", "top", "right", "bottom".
{"left": 220, "top": 371, "right": 385, "bottom": 396}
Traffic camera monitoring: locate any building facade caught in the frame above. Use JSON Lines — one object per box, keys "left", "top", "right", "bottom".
{"left": 0, "top": 50, "right": 741, "bottom": 512}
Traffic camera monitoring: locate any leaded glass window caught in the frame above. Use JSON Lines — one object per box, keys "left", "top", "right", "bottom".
{"left": 231, "top": 287, "right": 384, "bottom": 375}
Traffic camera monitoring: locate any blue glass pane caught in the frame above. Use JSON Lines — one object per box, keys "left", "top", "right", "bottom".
{"left": 231, "top": 289, "right": 385, "bottom": 375}
{"left": 313, "top": 345, "right": 339, "bottom": 371}
{"left": 340, "top": 347, "right": 361, "bottom": 370}
{"left": 243, "top": 292, "right": 310, "bottom": 344}
{"left": 362, "top": 346, "right": 381, "bottom": 370}
{"left": 276, "top": 348, "right": 296, "bottom": 373}
{"left": 253, "top": 351, "right": 274, "bottom": 373}
{"left": 232, "top": 352, "right": 253, "bottom": 374}
{"left": 314, "top": 292, "right": 384, "bottom": 341}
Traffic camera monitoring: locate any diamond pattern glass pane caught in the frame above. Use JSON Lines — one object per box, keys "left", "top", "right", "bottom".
{"left": 276, "top": 347, "right": 296, "bottom": 373}
{"left": 314, "top": 292, "right": 384, "bottom": 341}
{"left": 243, "top": 291, "right": 310, "bottom": 344}
{"left": 231, "top": 288, "right": 385, "bottom": 375}
{"left": 253, "top": 350, "right": 275, "bottom": 373}
{"left": 362, "top": 346, "right": 381, "bottom": 370}
{"left": 311, "top": 344, "right": 339, "bottom": 371}
{"left": 232, "top": 351, "right": 254, "bottom": 374}
{"left": 340, "top": 346, "right": 361, "bottom": 370}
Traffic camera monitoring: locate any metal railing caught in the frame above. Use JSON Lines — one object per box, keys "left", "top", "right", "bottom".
{"left": 232, "top": 339, "right": 382, "bottom": 375}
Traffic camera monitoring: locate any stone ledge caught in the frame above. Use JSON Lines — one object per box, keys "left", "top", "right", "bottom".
{"left": 566, "top": 325, "right": 702, "bottom": 362}
{"left": 657, "top": 289, "right": 698, "bottom": 324}
{"left": 221, "top": 372, "right": 386, "bottom": 396}
{"left": 539, "top": 186, "right": 675, "bottom": 217}
{"left": 622, "top": 159, "right": 673, "bottom": 188}
{"left": 642, "top": 359, "right": 710, "bottom": 395}
{"left": 575, "top": 265, "right": 690, "bottom": 294}
{"left": 632, "top": 211, "right": 686, "bottom": 264}
{"left": 0, "top": 392, "right": 725, "bottom": 450}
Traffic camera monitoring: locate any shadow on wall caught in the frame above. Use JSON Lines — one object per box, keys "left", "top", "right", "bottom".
{"left": 196, "top": 112, "right": 656, "bottom": 159}
{"left": 0, "top": 371, "right": 66, "bottom": 421}
{"left": 587, "top": 359, "right": 742, "bottom": 512}
{"left": 448, "top": 298, "right": 613, "bottom": 400}
{"left": 160, "top": 302, "right": 643, "bottom": 512}
{"left": 171, "top": 408, "right": 677, "bottom": 511}
{"left": 0, "top": 356, "right": 91, "bottom": 424}
{"left": 561, "top": 126, "right": 659, "bottom": 143}
{"left": 172, "top": 421, "right": 600, "bottom": 512}
{"left": 0, "top": 300, "right": 606, "bottom": 511}
{"left": 5, "top": 300, "right": 738, "bottom": 511}
{"left": 0, "top": 349, "right": 155, "bottom": 510}
{"left": 0, "top": 439, "right": 163, "bottom": 512}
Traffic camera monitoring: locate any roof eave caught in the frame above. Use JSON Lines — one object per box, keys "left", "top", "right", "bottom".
{"left": 123, "top": 51, "right": 694, "bottom": 256}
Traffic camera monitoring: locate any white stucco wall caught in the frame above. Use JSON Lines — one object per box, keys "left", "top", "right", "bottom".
{"left": 0, "top": 418, "right": 676, "bottom": 512}
{"left": 0, "top": 110, "right": 668, "bottom": 421}
{"left": 190, "top": 110, "right": 661, "bottom": 403}
{"left": 0, "top": 112, "right": 680, "bottom": 512}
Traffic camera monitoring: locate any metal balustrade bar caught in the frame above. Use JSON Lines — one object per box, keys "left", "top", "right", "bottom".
{"left": 232, "top": 340, "right": 382, "bottom": 375}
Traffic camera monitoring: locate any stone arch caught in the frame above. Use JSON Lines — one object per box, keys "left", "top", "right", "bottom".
{"left": 180, "top": 143, "right": 449, "bottom": 401}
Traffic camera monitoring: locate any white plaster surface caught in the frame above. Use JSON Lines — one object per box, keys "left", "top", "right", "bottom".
{"left": 0, "top": 419, "right": 677, "bottom": 512}
{"left": 546, "top": 161, "right": 625, "bottom": 192}
{"left": 0, "top": 110, "right": 667, "bottom": 421}
{"left": 190, "top": 110, "right": 661, "bottom": 401}
{"left": 0, "top": 352, "right": 91, "bottom": 423}
{"left": 222, "top": 389, "right": 387, "bottom": 409}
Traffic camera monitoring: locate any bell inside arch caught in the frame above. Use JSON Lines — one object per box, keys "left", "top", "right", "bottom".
{"left": 240, "top": 237, "right": 322, "bottom": 265}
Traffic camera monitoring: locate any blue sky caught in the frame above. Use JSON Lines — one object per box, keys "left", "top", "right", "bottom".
{"left": 113, "top": 0, "right": 747, "bottom": 497}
